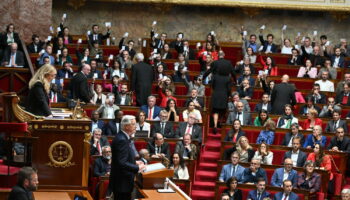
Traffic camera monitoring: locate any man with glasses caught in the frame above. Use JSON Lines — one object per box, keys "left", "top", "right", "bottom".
{"left": 147, "top": 133, "right": 170, "bottom": 159}
{"left": 319, "top": 97, "right": 341, "bottom": 118}
{"left": 247, "top": 178, "right": 271, "bottom": 200}
{"left": 328, "top": 127, "right": 350, "bottom": 153}
{"left": 151, "top": 110, "right": 174, "bottom": 138}
{"left": 271, "top": 158, "right": 298, "bottom": 187}
{"left": 175, "top": 113, "right": 202, "bottom": 143}
{"left": 283, "top": 136, "right": 307, "bottom": 167}
{"left": 8, "top": 167, "right": 39, "bottom": 200}
{"left": 219, "top": 152, "right": 245, "bottom": 183}
{"left": 281, "top": 123, "right": 304, "bottom": 147}
{"left": 242, "top": 158, "right": 267, "bottom": 184}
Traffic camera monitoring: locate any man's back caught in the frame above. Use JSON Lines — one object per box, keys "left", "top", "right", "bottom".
{"left": 70, "top": 72, "right": 90, "bottom": 103}
{"left": 271, "top": 83, "right": 296, "bottom": 114}
{"left": 8, "top": 184, "right": 32, "bottom": 200}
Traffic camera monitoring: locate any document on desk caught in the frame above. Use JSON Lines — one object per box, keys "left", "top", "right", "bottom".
{"left": 33, "top": 192, "right": 70, "bottom": 200}
{"left": 144, "top": 163, "right": 165, "bottom": 172}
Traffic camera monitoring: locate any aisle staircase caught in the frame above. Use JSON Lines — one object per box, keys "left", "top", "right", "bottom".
{"left": 191, "top": 129, "right": 221, "bottom": 200}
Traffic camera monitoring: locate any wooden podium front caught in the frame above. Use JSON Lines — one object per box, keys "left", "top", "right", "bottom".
{"left": 29, "top": 119, "right": 91, "bottom": 190}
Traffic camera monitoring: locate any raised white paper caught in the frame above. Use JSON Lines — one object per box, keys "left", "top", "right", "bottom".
{"left": 109, "top": 55, "right": 114, "bottom": 60}
{"left": 63, "top": 13, "right": 67, "bottom": 18}
{"left": 260, "top": 25, "right": 266, "bottom": 30}
{"left": 87, "top": 31, "right": 91, "bottom": 35}
{"left": 57, "top": 50, "right": 61, "bottom": 55}
{"left": 243, "top": 31, "right": 247, "bottom": 36}
{"left": 282, "top": 25, "right": 287, "bottom": 31}
{"left": 105, "top": 22, "right": 111, "bottom": 27}
{"left": 78, "top": 38, "right": 82, "bottom": 43}
{"left": 124, "top": 32, "right": 129, "bottom": 37}
{"left": 47, "top": 36, "right": 52, "bottom": 41}
{"left": 57, "top": 27, "right": 61, "bottom": 32}
{"left": 152, "top": 21, "right": 157, "bottom": 26}
{"left": 313, "top": 31, "right": 317, "bottom": 36}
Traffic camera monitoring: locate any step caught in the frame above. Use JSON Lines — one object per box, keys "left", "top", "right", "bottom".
{"left": 192, "top": 181, "right": 215, "bottom": 190}
{"left": 204, "top": 141, "right": 221, "bottom": 151}
{"left": 191, "top": 190, "right": 215, "bottom": 200}
{"left": 200, "top": 152, "right": 220, "bottom": 162}
{"left": 206, "top": 133, "right": 222, "bottom": 141}
{"left": 198, "top": 162, "right": 218, "bottom": 171}
{"left": 195, "top": 170, "right": 217, "bottom": 181}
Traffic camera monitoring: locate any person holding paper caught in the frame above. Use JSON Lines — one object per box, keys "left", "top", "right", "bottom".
{"left": 52, "top": 36, "right": 66, "bottom": 54}
{"left": 57, "top": 15, "right": 73, "bottom": 44}
{"left": 1, "top": 42, "right": 24, "bottom": 67}
{"left": 117, "top": 50, "right": 133, "bottom": 70}
{"left": 206, "top": 32, "right": 220, "bottom": 50}
{"left": 38, "top": 45, "right": 55, "bottom": 66}
{"left": 87, "top": 39, "right": 103, "bottom": 61}
{"left": 88, "top": 24, "right": 110, "bottom": 45}
{"left": 161, "top": 43, "right": 172, "bottom": 59}
{"left": 55, "top": 47, "right": 72, "bottom": 66}
{"left": 26, "top": 64, "right": 56, "bottom": 116}
{"left": 119, "top": 35, "right": 136, "bottom": 59}
{"left": 170, "top": 32, "right": 184, "bottom": 50}
{"left": 87, "top": 59, "right": 103, "bottom": 79}
{"left": 150, "top": 21, "right": 167, "bottom": 50}
{"left": 241, "top": 26, "right": 261, "bottom": 53}
{"left": 76, "top": 44, "right": 91, "bottom": 66}
{"left": 280, "top": 26, "right": 293, "bottom": 54}
{"left": 259, "top": 28, "right": 277, "bottom": 53}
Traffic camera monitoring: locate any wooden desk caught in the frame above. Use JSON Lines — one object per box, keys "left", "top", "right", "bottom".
{"left": 139, "top": 189, "right": 186, "bottom": 200}
{"left": 33, "top": 190, "right": 93, "bottom": 200}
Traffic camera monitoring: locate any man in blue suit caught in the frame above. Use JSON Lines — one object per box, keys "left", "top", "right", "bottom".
{"left": 274, "top": 180, "right": 299, "bottom": 200}
{"left": 271, "top": 158, "right": 298, "bottom": 187}
{"left": 247, "top": 178, "right": 271, "bottom": 200}
{"left": 140, "top": 96, "right": 161, "bottom": 120}
{"left": 218, "top": 152, "right": 245, "bottom": 183}
{"left": 91, "top": 110, "right": 105, "bottom": 133}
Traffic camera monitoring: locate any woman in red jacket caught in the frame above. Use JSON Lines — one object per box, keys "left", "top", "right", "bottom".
{"left": 302, "top": 108, "right": 323, "bottom": 130}
{"left": 259, "top": 55, "right": 278, "bottom": 76}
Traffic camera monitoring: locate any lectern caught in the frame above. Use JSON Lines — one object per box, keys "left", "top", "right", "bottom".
{"left": 29, "top": 119, "right": 91, "bottom": 190}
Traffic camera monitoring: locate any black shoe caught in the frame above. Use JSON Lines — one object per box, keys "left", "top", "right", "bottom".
{"left": 213, "top": 127, "right": 217, "bottom": 134}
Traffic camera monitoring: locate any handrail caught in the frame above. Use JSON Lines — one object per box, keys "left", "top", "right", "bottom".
{"left": 20, "top": 38, "right": 35, "bottom": 76}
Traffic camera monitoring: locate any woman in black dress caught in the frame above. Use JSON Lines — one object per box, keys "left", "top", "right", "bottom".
{"left": 222, "top": 177, "right": 242, "bottom": 200}
{"left": 26, "top": 64, "right": 57, "bottom": 116}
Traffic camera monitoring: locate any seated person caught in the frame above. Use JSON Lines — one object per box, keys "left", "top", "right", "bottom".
{"left": 297, "top": 59, "right": 317, "bottom": 78}
{"left": 38, "top": 45, "right": 55, "bottom": 66}
{"left": 27, "top": 34, "right": 44, "bottom": 53}
{"left": 301, "top": 108, "right": 323, "bottom": 130}
{"left": 147, "top": 133, "right": 170, "bottom": 159}
{"left": 115, "top": 84, "right": 132, "bottom": 106}
{"left": 327, "top": 127, "right": 350, "bottom": 153}
{"left": 253, "top": 142, "right": 273, "bottom": 165}
{"left": 283, "top": 136, "right": 307, "bottom": 167}
{"left": 274, "top": 180, "right": 299, "bottom": 200}
{"left": 222, "top": 177, "right": 243, "bottom": 200}
{"left": 259, "top": 31, "right": 278, "bottom": 53}
{"left": 237, "top": 66, "right": 255, "bottom": 86}
{"left": 228, "top": 92, "right": 251, "bottom": 113}
{"left": 92, "top": 84, "right": 106, "bottom": 105}
{"left": 104, "top": 110, "right": 123, "bottom": 136}
{"left": 94, "top": 146, "right": 112, "bottom": 177}
{"left": 140, "top": 95, "right": 161, "bottom": 120}
{"left": 303, "top": 125, "right": 327, "bottom": 149}
{"left": 242, "top": 158, "right": 268, "bottom": 184}
{"left": 281, "top": 123, "right": 305, "bottom": 147}
{"left": 254, "top": 93, "right": 272, "bottom": 113}
{"left": 271, "top": 158, "right": 298, "bottom": 187}
{"left": 297, "top": 160, "right": 321, "bottom": 194}
{"left": 96, "top": 93, "right": 120, "bottom": 119}
{"left": 306, "top": 83, "right": 327, "bottom": 104}
{"left": 341, "top": 189, "right": 350, "bottom": 200}
{"left": 299, "top": 97, "right": 321, "bottom": 116}
{"left": 224, "top": 136, "right": 254, "bottom": 162}
{"left": 91, "top": 110, "right": 105, "bottom": 133}
{"left": 158, "top": 87, "right": 177, "bottom": 108}
{"left": 277, "top": 104, "right": 298, "bottom": 129}
{"left": 175, "top": 133, "right": 197, "bottom": 160}
{"left": 226, "top": 101, "right": 252, "bottom": 125}
{"left": 319, "top": 97, "right": 342, "bottom": 118}
{"left": 87, "top": 59, "right": 102, "bottom": 79}
{"left": 237, "top": 78, "right": 254, "bottom": 100}
{"left": 136, "top": 111, "right": 151, "bottom": 137}
{"left": 182, "top": 101, "right": 202, "bottom": 123}
{"left": 165, "top": 99, "right": 180, "bottom": 122}
{"left": 57, "top": 61, "right": 74, "bottom": 79}
{"left": 256, "top": 120, "right": 275, "bottom": 145}
{"left": 224, "top": 119, "right": 246, "bottom": 143}
{"left": 185, "top": 88, "right": 204, "bottom": 109}
{"left": 169, "top": 152, "right": 189, "bottom": 180}
{"left": 49, "top": 83, "right": 66, "bottom": 103}
{"left": 8, "top": 167, "right": 38, "bottom": 200}
{"left": 138, "top": 149, "right": 150, "bottom": 165}
{"left": 1, "top": 42, "right": 24, "bottom": 67}
{"left": 175, "top": 113, "right": 202, "bottom": 143}
{"left": 335, "top": 82, "right": 350, "bottom": 106}
{"left": 287, "top": 48, "right": 303, "bottom": 65}
{"left": 325, "top": 111, "right": 348, "bottom": 133}
{"left": 185, "top": 77, "right": 205, "bottom": 97}
{"left": 151, "top": 110, "right": 175, "bottom": 138}
{"left": 247, "top": 178, "right": 271, "bottom": 200}
{"left": 90, "top": 128, "right": 109, "bottom": 156}
{"left": 219, "top": 152, "right": 245, "bottom": 183}
{"left": 253, "top": 110, "right": 271, "bottom": 127}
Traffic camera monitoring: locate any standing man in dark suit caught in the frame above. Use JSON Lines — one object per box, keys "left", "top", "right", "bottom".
{"left": 131, "top": 53, "right": 154, "bottom": 106}
{"left": 151, "top": 110, "right": 175, "bottom": 138}
{"left": 325, "top": 111, "right": 348, "bottom": 133}
{"left": 271, "top": 75, "right": 296, "bottom": 115}
{"left": 175, "top": 113, "right": 202, "bottom": 143}
{"left": 146, "top": 133, "right": 170, "bottom": 159}
{"left": 88, "top": 24, "right": 110, "bottom": 45}
{"left": 8, "top": 167, "right": 39, "bottom": 200}
{"left": 247, "top": 178, "right": 271, "bottom": 200}
{"left": 283, "top": 136, "right": 307, "bottom": 167}
{"left": 1, "top": 42, "right": 25, "bottom": 67}
{"left": 109, "top": 115, "right": 145, "bottom": 200}
{"left": 328, "top": 127, "right": 350, "bottom": 153}
{"left": 273, "top": 180, "right": 299, "bottom": 200}
{"left": 70, "top": 64, "right": 93, "bottom": 103}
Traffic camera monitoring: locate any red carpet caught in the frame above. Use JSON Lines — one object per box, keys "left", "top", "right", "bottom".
{"left": 191, "top": 130, "right": 221, "bottom": 200}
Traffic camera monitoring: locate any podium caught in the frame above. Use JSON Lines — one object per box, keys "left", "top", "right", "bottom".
{"left": 29, "top": 118, "right": 91, "bottom": 190}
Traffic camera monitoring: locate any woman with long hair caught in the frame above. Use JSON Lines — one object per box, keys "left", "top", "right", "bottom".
{"left": 56, "top": 47, "right": 73, "bottom": 66}
{"left": 297, "top": 161, "right": 321, "bottom": 196}
{"left": 256, "top": 120, "right": 276, "bottom": 145}
{"left": 136, "top": 111, "right": 151, "bottom": 136}
{"left": 224, "top": 119, "right": 246, "bottom": 143}
{"left": 253, "top": 142, "right": 274, "bottom": 165}
{"left": 165, "top": 99, "right": 179, "bottom": 122}
{"left": 254, "top": 110, "right": 271, "bottom": 127}
{"left": 224, "top": 136, "right": 254, "bottom": 162}
{"left": 182, "top": 101, "right": 202, "bottom": 123}
{"left": 26, "top": 64, "right": 57, "bottom": 116}
{"left": 277, "top": 104, "right": 299, "bottom": 129}
{"left": 170, "top": 152, "right": 189, "bottom": 180}
{"left": 222, "top": 176, "right": 243, "bottom": 200}
{"left": 259, "top": 55, "right": 278, "bottom": 76}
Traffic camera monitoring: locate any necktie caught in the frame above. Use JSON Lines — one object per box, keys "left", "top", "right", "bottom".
{"left": 231, "top": 165, "right": 236, "bottom": 176}
{"left": 161, "top": 123, "right": 165, "bottom": 134}
{"left": 186, "top": 126, "right": 192, "bottom": 134}
{"left": 53, "top": 93, "right": 57, "bottom": 103}
{"left": 11, "top": 54, "right": 15, "bottom": 66}
{"left": 333, "top": 121, "right": 337, "bottom": 131}
{"left": 237, "top": 112, "right": 242, "bottom": 123}
{"left": 257, "top": 192, "right": 261, "bottom": 200}
{"left": 148, "top": 108, "right": 152, "bottom": 120}
{"left": 97, "top": 141, "right": 101, "bottom": 155}
{"left": 283, "top": 194, "right": 288, "bottom": 200}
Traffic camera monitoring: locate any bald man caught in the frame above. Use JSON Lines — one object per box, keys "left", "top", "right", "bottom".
{"left": 271, "top": 75, "right": 296, "bottom": 115}
{"left": 1, "top": 42, "right": 25, "bottom": 67}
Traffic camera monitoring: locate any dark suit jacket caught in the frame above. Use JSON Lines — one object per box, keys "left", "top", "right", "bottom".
{"left": 185, "top": 97, "right": 204, "bottom": 108}
{"left": 8, "top": 184, "right": 32, "bottom": 200}
{"left": 26, "top": 82, "right": 51, "bottom": 116}
{"left": 115, "top": 94, "right": 132, "bottom": 106}
{"left": 92, "top": 120, "right": 105, "bottom": 132}
{"left": 247, "top": 190, "right": 271, "bottom": 200}
{"left": 88, "top": 32, "right": 110, "bottom": 45}
{"left": 104, "top": 120, "right": 120, "bottom": 136}
{"left": 131, "top": 62, "right": 154, "bottom": 106}
{"left": 151, "top": 121, "right": 175, "bottom": 138}
{"left": 325, "top": 119, "right": 348, "bottom": 133}
{"left": 57, "top": 68, "right": 73, "bottom": 79}
{"left": 90, "top": 136, "right": 110, "bottom": 155}
{"left": 259, "top": 35, "right": 278, "bottom": 53}
{"left": 146, "top": 141, "right": 170, "bottom": 158}
{"left": 0, "top": 32, "right": 20, "bottom": 49}
{"left": 281, "top": 132, "right": 305, "bottom": 147}
{"left": 271, "top": 83, "right": 296, "bottom": 115}
{"left": 203, "top": 58, "right": 235, "bottom": 80}
{"left": 224, "top": 130, "right": 246, "bottom": 142}
{"left": 109, "top": 131, "right": 139, "bottom": 194}
{"left": 335, "top": 91, "right": 350, "bottom": 106}
{"left": 87, "top": 69, "right": 103, "bottom": 79}
{"left": 2, "top": 50, "right": 25, "bottom": 66}
{"left": 331, "top": 55, "right": 345, "bottom": 68}
{"left": 70, "top": 72, "right": 91, "bottom": 103}
{"left": 174, "top": 141, "right": 197, "bottom": 160}
{"left": 177, "top": 46, "right": 196, "bottom": 60}
{"left": 274, "top": 192, "right": 299, "bottom": 200}
{"left": 175, "top": 122, "right": 202, "bottom": 143}
{"left": 94, "top": 156, "right": 110, "bottom": 176}
{"left": 226, "top": 111, "right": 252, "bottom": 125}
{"left": 283, "top": 150, "right": 307, "bottom": 167}
{"left": 27, "top": 42, "right": 44, "bottom": 54}
{"left": 118, "top": 38, "right": 136, "bottom": 59}
{"left": 287, "top": 56, "right": 303, "bottom": 66}
{"left": 298, "top": 105, "right": 321, "bottom": 116}
{"left": 140, "top": 105, "right": 161, "bottom": 120}
{"left": 254, "top": 103, "right": 272, "bottom": 113}
{"left": 327, "top": 136, "right": 350, "bottom": 153}
{"left": 242, "top": 167, "right": 268, "bottom": 184}
{"left": 306, "top": 93, "right": 327, "bottom": 104}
